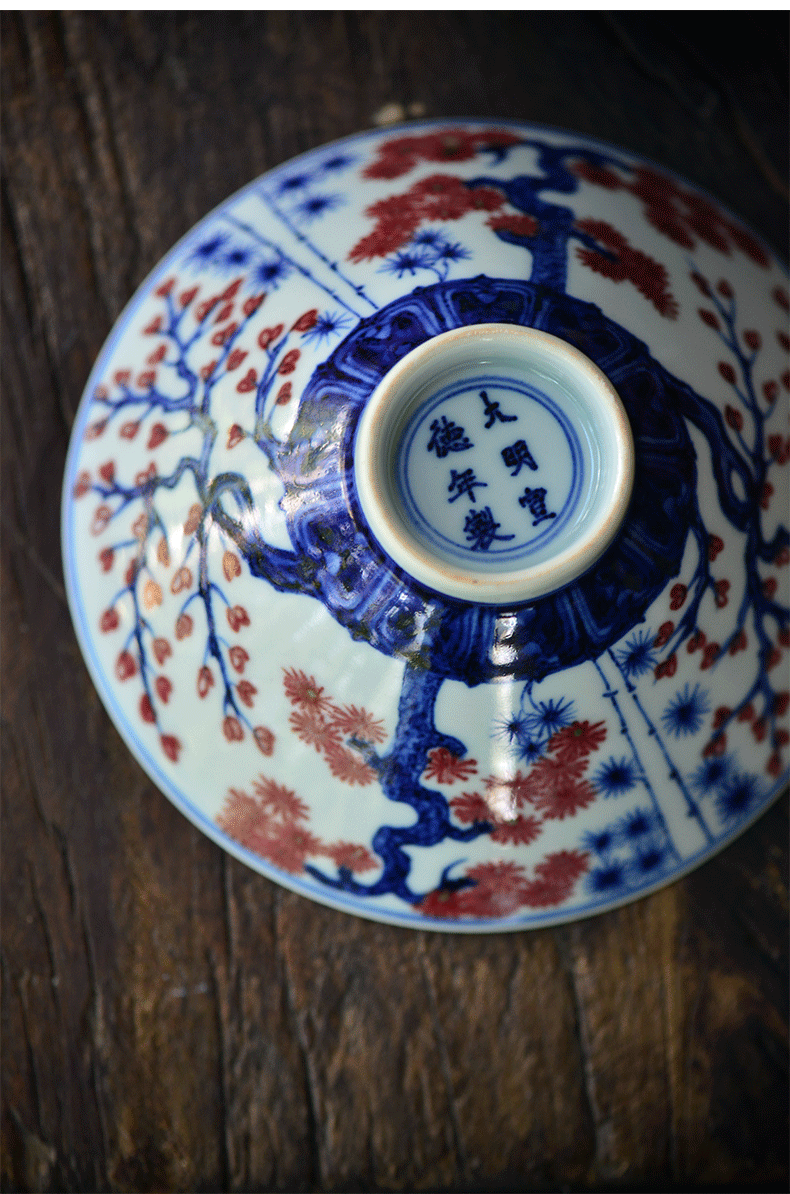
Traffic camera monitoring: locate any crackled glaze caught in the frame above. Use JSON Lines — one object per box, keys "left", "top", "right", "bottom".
{"left": 62, "top": 121, "right": 789, "bottom": 930}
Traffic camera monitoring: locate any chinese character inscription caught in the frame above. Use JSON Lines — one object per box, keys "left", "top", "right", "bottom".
{"left": 448, "top": 468, "right": 488, "bottom": 503}
{"left": 427, "top": 415, "right": 473, "bottom": 458}
{"left": 479, "top": 389, "right": 518, "bottom": 428}
{"left": 501, "top": 439, "right": 538, "bottom": 476}
{"left": 412, "top": 381, "right": 568, "bottom": 556}
{"left": 463, "top": 506, "right": 515, "bottom": 551}
{"left": 518, "top": 486, "right": 556, "bottom": 526}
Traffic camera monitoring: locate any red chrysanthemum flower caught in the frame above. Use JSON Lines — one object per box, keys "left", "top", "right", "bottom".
{"left": 536, "top": 849, "right": 589, "bottom": 886}
{"left": 324, "top": 841, "right": 379, "bottom": 874}
{"left": 251, "top": 776, "right": 309, "bottom": 822}
{"left": 577, "top": 161, "right": 770, "bottom": 269}
{"left": 348, "top": 174, "right": 505, "bottom": 262}
{"left": 217, "top": 787, "right": 274, "bottom": 850}
{"left": 482, "top": 770, "right": 544, "bottom": 811}
{"left": 574, "top": 218, "right": 678, "bottom": 318}
{"left": 459, "top": 860, "right": 532, "bottom": 918}
{"left": 520, "top": 755, "right": 580, "bottom": 800}
{"left": 571, "top": 159, "right": 623, "bottom": 190}
{"left": 547, "top": 720, "right": 607, "bottom": 763}
{"left": 282, "top": 667, "right": 334, "bottom": 713}
{"left": 417, "top": 887, "right": 470, "bottom": 919}
{"left": 489, "top": 813, "right": 542, "bottom": 846}
{"left": 362, "top": 127, "right": 521, "bottom": 180}
{"left": 423, "top": 746, "right": 478, "bottom": 784}
{"left": 414, "top": 129, "right": 480, "bottom": 166}
{"left": 466, "top": 860, "right": 528, "bottom": 890}
{"left": 530, "top": 771, "right": 596, "bottom": 822}
{"left": 329, "top": 704, "right": 387, "bottom": 744}
{"left": 449, "top": 790, "right": 492, "bottom": 825}
{"left": 289, "top": 707, "right": 342, "bottom": 753}
{"left": 487, "top": 212, "right": 539, "bottom": 238}
{"left": 348, "top": 212, "right": 422, "bottom": 262}
{"left": 256, "top": 822, "right": 325, "bottom": 874}
{"left": 323, "top": 744, "right": 376, "bottom": 787}
{"left": 521, "top": 850, "right": 589, "bottom": 907}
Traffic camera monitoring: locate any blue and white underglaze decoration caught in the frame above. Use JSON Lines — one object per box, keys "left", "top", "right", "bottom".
{"left": 353, "top": 322, "right": 633, "bottom": 603}
{"left": 62, "top": 120, "right": 789, "bottom": 930}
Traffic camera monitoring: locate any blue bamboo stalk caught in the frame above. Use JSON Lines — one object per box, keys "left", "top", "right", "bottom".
{"left": 255, "top": 188, "right": 379, "bottom": 311}
{"left": 592, "top": 658, "right": 681, "bottom": 862}
{"left": 221, "top": 212, "right": 368, "bottom": 319}
{"left": 608, "top": 648, "right": 715, "bottom": 844}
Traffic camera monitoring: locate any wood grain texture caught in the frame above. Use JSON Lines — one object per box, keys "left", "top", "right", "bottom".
{"left": 2, "top": 12, "right": 787, "bottom": 1192}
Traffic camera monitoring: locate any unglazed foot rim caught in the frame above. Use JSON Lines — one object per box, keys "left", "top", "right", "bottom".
{"left": 354, "top": 324, "right": 635, "bottom": 604}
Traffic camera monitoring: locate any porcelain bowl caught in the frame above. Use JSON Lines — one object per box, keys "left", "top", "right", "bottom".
{"left": 62, "top": 120, "right": 789, "bottom": 930}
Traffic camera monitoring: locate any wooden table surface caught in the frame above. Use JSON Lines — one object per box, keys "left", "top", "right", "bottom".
{"left": 2, "top": 13, "right": 788, "bottom": 1193}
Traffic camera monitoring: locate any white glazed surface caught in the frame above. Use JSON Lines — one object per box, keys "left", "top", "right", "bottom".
{"left": 62, "top": 121, "right": 789, "bottom": 930}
